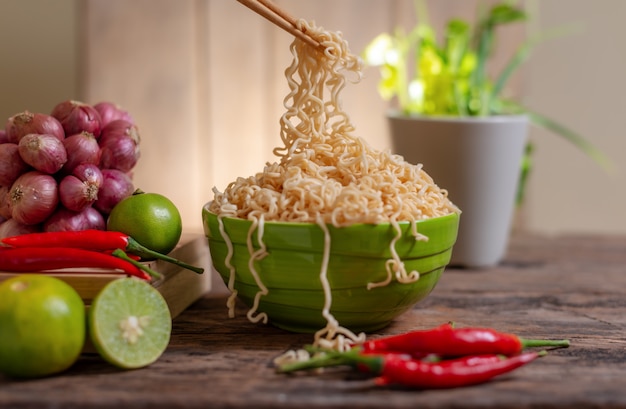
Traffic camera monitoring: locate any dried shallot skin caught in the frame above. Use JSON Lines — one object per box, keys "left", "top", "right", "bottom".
{"left": 59, "top": 164, "right": 103, "bottom": 212}
{"left": 94, "top": 168, "right": 134, "bottom": 215}
{"left": 0, "top": 185, "right": 12, "bottom": 220}
{"left": 0, "top": 143, "right": 30, "bottom": 186}
{"left": 17, "top": 133, "right": 68, "bottom": 174}
{"left": 43, "top": 206, "right": 106, "bottom": 232}
{"left": 5, "top": 111, "right": 65, "bottom": 143}
{"left": 0, "top": 217, "right": 40, "bottom": 238}
{"left": 51, "top": 100, "right": 103, "bottom": 138}
{"left": 94, "top": 101, "right": 134, "bottom": 128}
{"left": 98, "top": 120, "right": 141, "bottom": 172}
{"left": 62, "top": 131, "right": 101, "bottom": 174}
{"left": 8, "top": 171, "right": 59, "bottom": 225}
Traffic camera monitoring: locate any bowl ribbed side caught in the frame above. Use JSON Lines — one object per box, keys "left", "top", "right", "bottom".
{"left": 209, "top": 239, "right": 451, "bottom": 333}
{"left": 202, "top": 203, "right": 459, "bottom": 333}
{"left": 208, "top": 240, "right": 451, "bottom": 290}
{"left": 229, "top": 265, "right": 445, "bottom": 333}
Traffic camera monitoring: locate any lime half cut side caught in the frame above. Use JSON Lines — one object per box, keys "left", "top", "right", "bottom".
{"left": 88, "top": 277, "right": 172, "bottom": 369}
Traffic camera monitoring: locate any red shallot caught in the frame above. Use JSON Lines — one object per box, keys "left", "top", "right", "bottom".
{"left": 59, "top": 163, "right": 103, "bottom": 212}
{"left": 94, "top": 168, "right": 134, "bottom": 214}
{"left": 62, "top": 131, "right": 101, "bottom": 173}
{"left": 0, "top": 185, "right": 11, "bottom": 219}
{"left": 94, "top": 102, "right": 134, "bottom": 127}
{"left": 98, "top": 120, "right": 141, "bottom": 172}
{"left": 51, "top": 100, "right": 103, "bottom": 138}
{"left": 8, "top": 171, "right": 59, "bottom": 225}
{"left": 43, "top": 206, "right": 105, "bottom": 232}
{"left": 18, "top": 133, "right": 68, "bottom": 174}
{"left": 0, "top": 217, "right": 40, "bottom": 239}
{"left": 0, "top": 99, "right": 141, "bottom": 234}
{"left": 0, "top": 143, "right": 30, "bottom": 186}
{"left": 5, "top": 111, "right": 65, "bottom": 143}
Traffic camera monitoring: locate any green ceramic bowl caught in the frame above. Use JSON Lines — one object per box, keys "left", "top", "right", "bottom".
{"left": 202, "top": 202, "right": 459, "bottom": 333}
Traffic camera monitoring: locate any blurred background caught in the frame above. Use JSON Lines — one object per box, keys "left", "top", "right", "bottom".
{"left": 0, "top": 0, "right": 624, "bottom": 235}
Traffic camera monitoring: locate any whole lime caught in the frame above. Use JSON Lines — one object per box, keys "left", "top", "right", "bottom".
{"left": 107, "top": 190, "right": 183, "bottom": 255}
{"left": 0, "top": 275, "right": 86, "bottom": 378}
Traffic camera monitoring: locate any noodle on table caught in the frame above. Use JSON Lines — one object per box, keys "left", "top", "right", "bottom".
{"left": 209, "top": 19, "right": 459, "bottom": 350}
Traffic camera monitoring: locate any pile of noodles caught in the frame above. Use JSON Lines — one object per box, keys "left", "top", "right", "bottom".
{"left": 209, "top": 20, "right": 458, "bottom": 352}
{"left": 208, "top": 20, "right": 456, "bottom": 225}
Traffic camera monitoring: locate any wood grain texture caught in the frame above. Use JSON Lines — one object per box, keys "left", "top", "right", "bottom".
{"left": 0, "top": 234, "right": 212, "bottom": 317}
{"left": 1, "top": 233, "right": 625, "bottom": 408}
{"left": 79, "top": 0, "right": 206, "bottom": 232}
{"left": 77, "top": 0, "right": 524, "bottom": 234}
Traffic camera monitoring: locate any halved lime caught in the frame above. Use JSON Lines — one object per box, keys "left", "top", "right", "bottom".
{"left": 88, "top": 277, "right": 172, "bottom": 369}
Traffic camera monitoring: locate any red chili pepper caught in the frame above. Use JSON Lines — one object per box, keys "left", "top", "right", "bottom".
{"left": 362, "top": 323, "right": 569, "bottom": 357}
{"left": 1, "top": 230, "right": 204, "bottom": 274}
{"left": 278, "top": 347, "right": 542, "bottom": 389}
{"left": 353, "top": 351, "right": 503, "bottom": 373}
{"left": 2, "top": 230, "right": 128, "bottom": 250}
{"left": 360, "top": 347, "right": 430, "bottom": 360}
{"left": 355, "top": 351, "right": 413, "bottom": 373}
{"left": 0, "top": 247, "right": 151, "bottom": 280}
{"left": 356, "top": 352, "right": 510, "bottom": 375}
{"left": 362, "top": 322, "right": 453, "bottom": 353}
{"left": 374, "top": 351, "right": 541, "bottom": 389}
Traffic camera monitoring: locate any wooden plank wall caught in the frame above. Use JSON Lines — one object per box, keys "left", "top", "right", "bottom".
{"left": 80, "top": 0, "right": 516, "bottom": 232}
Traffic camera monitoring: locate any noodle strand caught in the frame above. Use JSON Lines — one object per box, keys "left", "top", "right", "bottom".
{"left": 210, "top": 19, "right": 459, "bottom": 351}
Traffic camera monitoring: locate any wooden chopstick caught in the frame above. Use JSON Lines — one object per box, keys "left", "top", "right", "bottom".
{"left": 236, "top": 0, "right": 323, "bottom": 50}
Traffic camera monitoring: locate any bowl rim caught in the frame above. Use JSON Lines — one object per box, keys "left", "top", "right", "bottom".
{"left": 202, "top": 201, "right": 460, "bottom": 228}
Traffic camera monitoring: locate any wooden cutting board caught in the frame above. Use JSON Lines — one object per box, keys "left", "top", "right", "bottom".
{"left": 0, "top": 233, "right": 212, "bottom": 319}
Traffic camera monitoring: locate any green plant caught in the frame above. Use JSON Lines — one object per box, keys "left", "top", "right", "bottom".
{"left": 362, "top": 0, "right": 611, "bottom": 202}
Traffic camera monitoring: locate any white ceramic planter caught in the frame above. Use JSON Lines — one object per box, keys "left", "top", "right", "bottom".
{"left": 388, "top": 112, "right": 529, "bottom": 268}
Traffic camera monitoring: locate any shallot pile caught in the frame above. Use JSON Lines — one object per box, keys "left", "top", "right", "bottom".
{"left": 0, "top": 100, "right": 140, "bottom": 238}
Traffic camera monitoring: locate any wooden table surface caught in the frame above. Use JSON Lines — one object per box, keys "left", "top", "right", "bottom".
{"left": 1, "top": 233, "right": 625, "bottom": 408}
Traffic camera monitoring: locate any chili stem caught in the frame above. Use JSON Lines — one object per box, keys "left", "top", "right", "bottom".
{"left": 278, "top": 349, "right": 356, "bottom": 373}
{"left": 125, "top": 237, "right": 204, "bottom": 274}
{"left": 277, "top": 354, "right": 347, "bottom": 373}
{"left": 520, "top": 338, "right": 570, "bottom": 349}
{"left": 112, "top": 248, "right": 162, "bottom": 280}
{"left": 278, "top": 348, "right": 384, "bottom": 374}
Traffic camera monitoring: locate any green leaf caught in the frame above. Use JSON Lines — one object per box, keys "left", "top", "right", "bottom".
{"left": 360, "top": 0, "right": 613, "bottom": 204}
{"left": 484, "top": 4, "right": 527, "bottom": 27}
{"left": 470, "top": 25, "right": 492, "bottom": 115}
{"left": 492, "top": 23, "right": 583, "bottom": 105}
{"left": 517, "top": 142, "right": 534, "bottom": 205}
{"left": 471, "top": 2, "right": 528, "bottom": 116}
{"left": 490, "top": 38, "right": 535, "bottom": 108}
{"left": 516, "top": 104, "right": 613, "bottom": 172}
{"left": 445, "top": 19, "right": 471, "bottom": 73}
